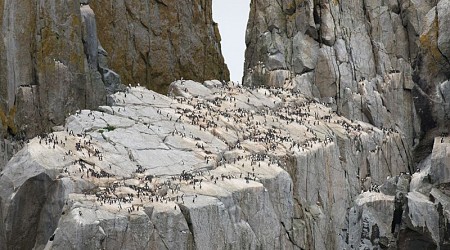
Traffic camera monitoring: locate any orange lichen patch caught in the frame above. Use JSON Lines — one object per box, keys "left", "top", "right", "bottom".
{"left": 419, "top": 17, "right": 446, "bottom": 75}
{"left": 69, "top": 49, "right": 84, "bottom": 69}
{"left": 419, "top": 19, "right": 441, "bottom": 60}
{"left": 0, "top": 106, "right": 18, "bottom": 135}
{"left": 71, "top": 14, "right": 81, "bottom": 28}
{"left": 0, "top": 0, "right": 4, "bottom": 21}
{"left": 284, "top": 1, "right": 296, "bottom": 13}
{"left": 37, "top": 28, "right": 60, "bottom": 72}
{"left": 41, "top": 27, "right": 57, "bottom": 50}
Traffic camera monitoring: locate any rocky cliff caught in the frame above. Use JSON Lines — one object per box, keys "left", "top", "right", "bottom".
{"left": 0, "top": 81, "right": 412, "bottom": 249}
{"left": 1, "top": 0, "right": 450, "bottom": 249}
{"left": 243, "top": 0, "right": 450, "bottom": 161}
{"left": 89, "top": 0, "right": 230, "bottom": 94}
{"left": 242, "top": 0, "right": 450, "bottom": 248}
{"left": 2, "top": 80, "right": 448, "bottom": 249}
{"left": 0, "top": 0, "right": 229, "bottom": 167}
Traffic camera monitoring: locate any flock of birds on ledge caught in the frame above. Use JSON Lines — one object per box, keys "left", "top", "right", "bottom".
{"left": 22, "top": 79, "right": 410, "bottom": 215}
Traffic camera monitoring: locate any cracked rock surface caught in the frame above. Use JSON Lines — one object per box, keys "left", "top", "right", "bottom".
{"left": 89, "top": 0, "right": 230, "bottom": 94}
{"left": 244, "top": 0, "right": 450, "bottom": 161}
{"left": 0, "top": 80, "right": 414, "bottom": 249}
{"left": 0, "top": 0, "right": 229, "bottom": 167}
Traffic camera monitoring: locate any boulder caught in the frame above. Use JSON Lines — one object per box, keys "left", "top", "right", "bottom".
{"left": 292, "top": 32, "right": 319, "bottom": 74}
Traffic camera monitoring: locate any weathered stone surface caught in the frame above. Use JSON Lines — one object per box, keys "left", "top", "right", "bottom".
{"left": 1, "top": 0, "right": 450, "bottom": 248}
{"left": 0, "top": 1, "right": 126, "bottom": 166}
{"left": 292, "top": 32, "right": 319, "bottom": 74}
{"left": 406, "top": 191, "right": 440, "bottom": 244}
{"left": 0, "top": 81, "right": 412, "bottom": 249}
{"left": 314, "top": 46, "right": 338, "bottom": 98}
{"left": 89, "top": 0, "right": 229, "bottom": 94}
{"left": 348, "top": 192, "right": 395, "bottom": 249}
{"left": 0, "top": 0, "right": 229, "bottom": 169}
{"left": 243, "top": 0, "right": 450, "bottom": 162}
{"left": 437, "top": 0, "right": 450, "bottom": 60}
{"left": 351, "top": 134, "right": 450, "bottom": 249}
{"left": 429, "top": 137, "right": 450, "bottom": 185}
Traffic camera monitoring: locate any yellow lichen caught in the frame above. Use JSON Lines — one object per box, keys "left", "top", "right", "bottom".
{"left": 419, "top": 17, "right": 446, "bottom": 75}
{"left": 72, "top": 15, "right": 81, "bottom": 28}
{"left": 419, "top": 19, "right": 441, "bottom": 59}
{"left": 0, "top": 106, "right": 18, "bottom": 135}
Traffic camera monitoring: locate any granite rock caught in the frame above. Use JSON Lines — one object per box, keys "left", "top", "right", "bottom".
{"left": 0, "top": 0, "right": 229, "bottom": 168}
{"left": 89, "top": 0, "right": 229, "bottom": 94}
{"left": 243, "top": 0, "right": 450, "bottom": 161}
{"left": 0, "top": 81, "right": 412, "bottom": 249}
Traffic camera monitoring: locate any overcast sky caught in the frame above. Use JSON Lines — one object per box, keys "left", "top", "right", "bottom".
{"left": 212, "top": 0, "right": 250, "bottom": 82}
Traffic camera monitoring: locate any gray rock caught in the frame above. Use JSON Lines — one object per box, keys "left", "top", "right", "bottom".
{"left": 380, "top": 176, "right": 399, "bottom": 196}
{"left": 437, "top": 0, "right": 450, "bottom": 60}
{"left": 429, "top": 137, "right": 450, "bottom": 185}
{"left": 292, "top": 72, "right": 320, "bottom": 97}
{"left": 292, "top": 32, "right": 319, "bottom": 74}
{"left": 348, "top": 192, "right": 395, "bottom": 249}
{"left": 319, "top": 3, "right": 336, "bottom": 46}
{"left": 314, "top": 46, "right": 338, "bottom": 98}
{"left": 243, "top": 0, "right": 450, "bottom": 160}
{"left": 102, "top": 69, "right": 123, "bottom": 93}
{"left": 88, "top": 0, "right": 229, "bottom": 93}
{"left": 406, "top": 191, "right": 440, "bottom": 245}
{"left": 0, "top": 82, "right": 412, "bottom": 249}
{"left": 81, "top": 5, "right": 99, "bottom": 68}
{"left": 0, "top": 0, "right": 228, "bottom": 165}
{"left": 266, "top": 52, "right": 287, "bottom": 70}
{"left": 334, "top": 38, "right": 349, "bottom": 63}
{"left": 267, "top": 70, "right": 290, "bottom": 88}
{"left": 439, "top": 80, "right": 450, "bottom": 103}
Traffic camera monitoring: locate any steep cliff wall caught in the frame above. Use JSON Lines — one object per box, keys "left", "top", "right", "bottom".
{"left": 89, "top": 0, "right": 230, "bottom": 94}
{"left": 0, "top": 0, "right": 229, "bottom": 167}
{"left": 0, "top": 1, "right": 120, "bottom": 165}
{"left": 243, "top": 0, "right": 450, "bottom": 248}
{"left": 243, "top": 0, "right": 450, "bottom": 160}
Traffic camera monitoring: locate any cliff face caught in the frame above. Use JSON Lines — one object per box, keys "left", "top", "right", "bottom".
{"left": 243, "top": 0, "right": 450, "bottom": 248}
{"left": 0, "top": 81, "right": 411, "bottom": 249}
{"left": 0, "top": 0, "right": 127, "bottom": 131}
{"left": 243, "top": 0, "right": 450, "bottom": 159}
{"left": 89, "top": 0, "right": 229, "bottom": 94}
{"left": 1, "top": 0, "right": 450, "bottom": 249}
{"left": 0, "top": 0, "right": 116, "bottom": 167}
{"left": 0, "top": 0, "right": 229, "bottom": 167}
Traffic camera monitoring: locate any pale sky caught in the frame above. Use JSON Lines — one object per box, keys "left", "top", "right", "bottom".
{"left": 212, "top": 0, "right": 250, "bottom": 82}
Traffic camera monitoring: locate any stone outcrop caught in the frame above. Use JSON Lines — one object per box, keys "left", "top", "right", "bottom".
{"left": 0, "top": 0, "right": 229, "bottom": 168}
{"left": 0, "top": 81, "right": 412, "bottom": 249}
{"left": 0, "top": 0, "right": 122, "bottom": 167}
{"left": 89, "top": 0, "right": 230, "bottom": 94}
{"left": 1, "top": 0, "right": 450, "bottom": 248}
{"left": 243, "top": 0, "right": 450, "bottom": 161}
{"left": 243, "top": 1, "right": 450, "bottom": 247}
{"left": 352, "top": 136, "right": 450, "bottom": 249}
